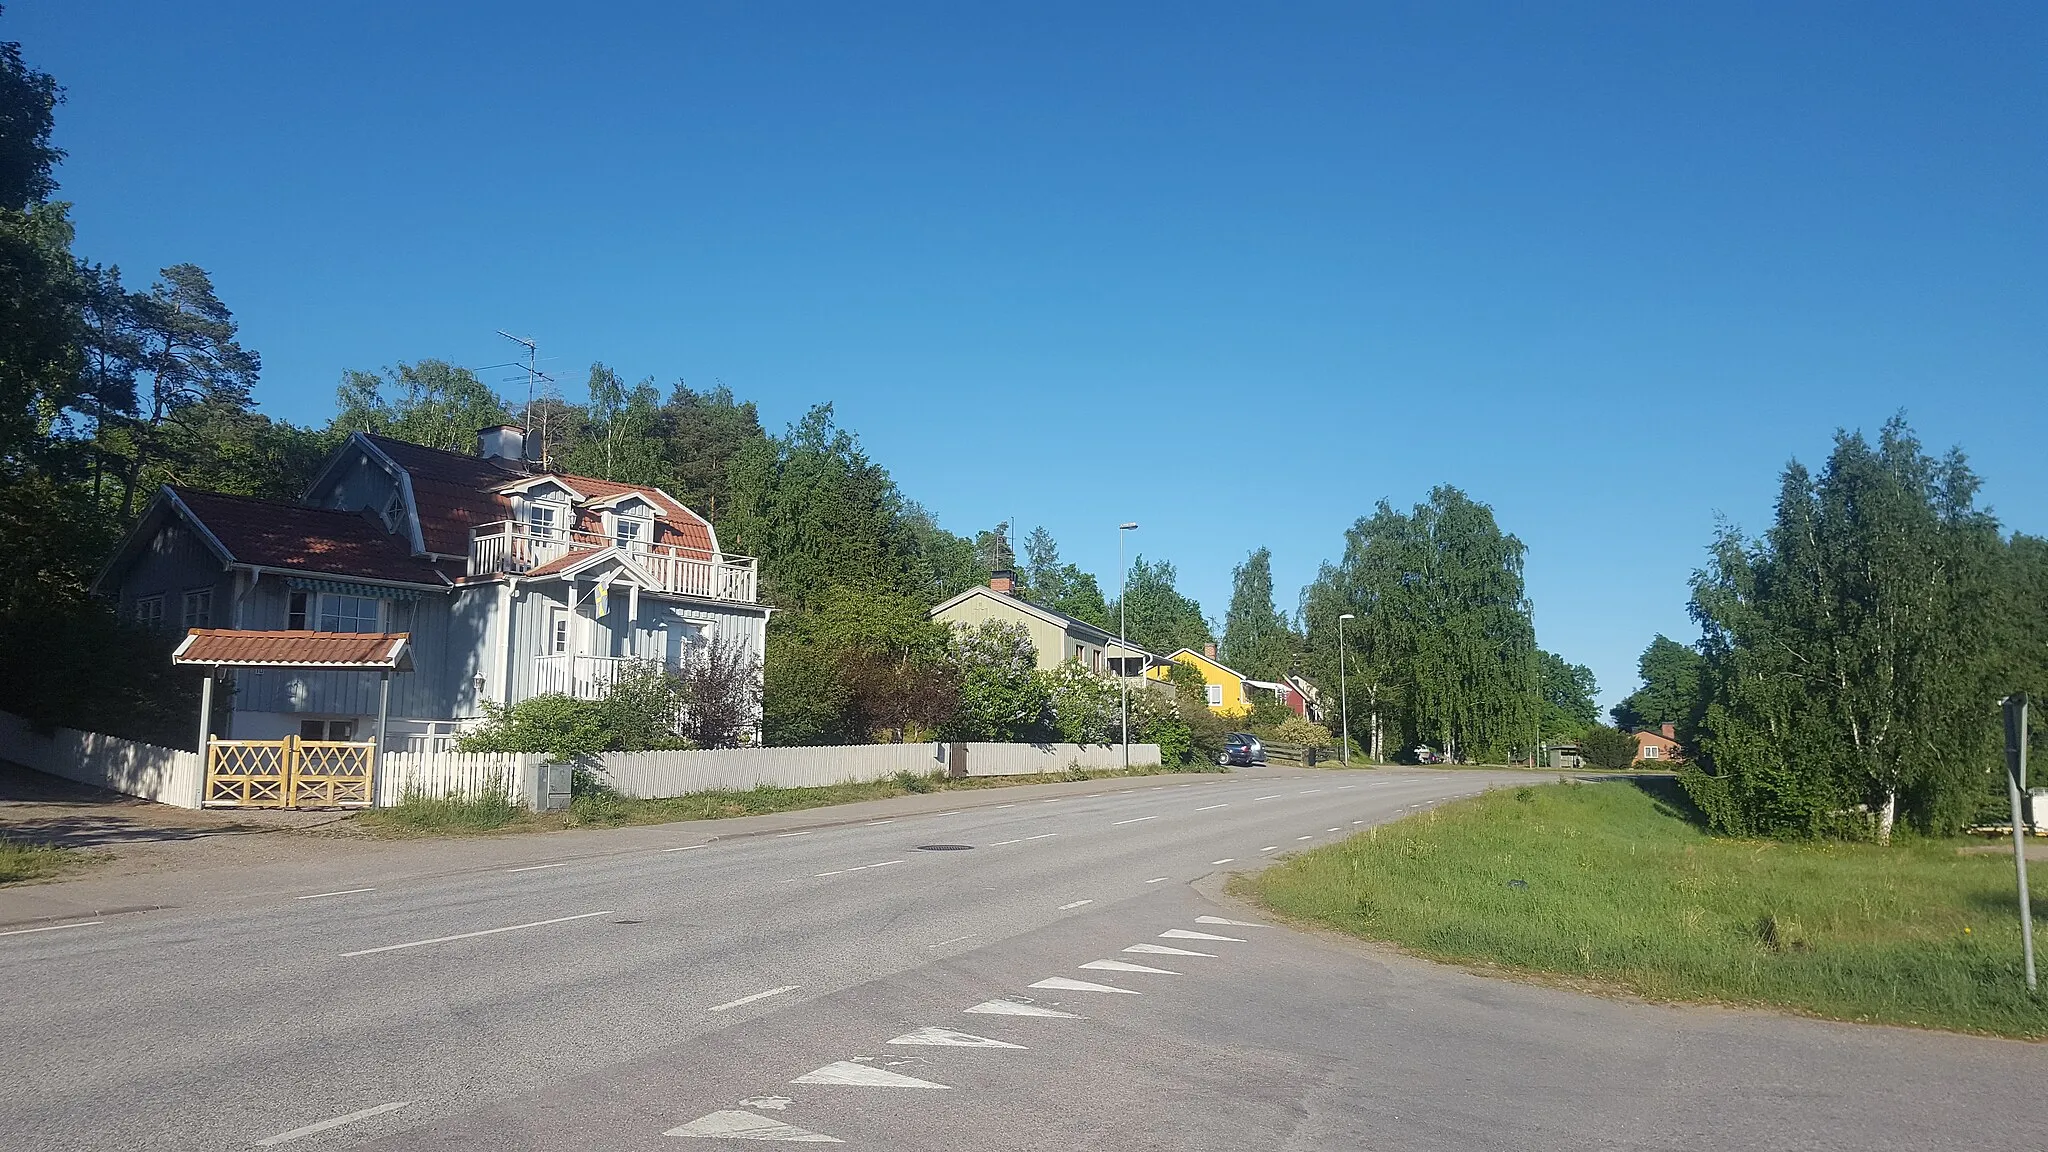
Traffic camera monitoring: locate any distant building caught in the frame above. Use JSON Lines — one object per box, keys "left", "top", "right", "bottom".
{"left": 1145, "top": 644, "right": 1251, "bottom": 716}
{"left": 1633, "top": 722, "right": 1683, "bottom": 764}
{"left": 930, "top": 571, "right": 1155, "bottom": 677}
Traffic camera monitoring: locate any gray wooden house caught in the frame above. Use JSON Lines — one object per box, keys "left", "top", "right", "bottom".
{"left": 94, "top": 426, "right": 770, "bottom": 751}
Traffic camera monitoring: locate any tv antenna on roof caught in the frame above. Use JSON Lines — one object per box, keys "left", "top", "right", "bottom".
{"left": 496, "top": 330, "right": 557, "bottom": 467}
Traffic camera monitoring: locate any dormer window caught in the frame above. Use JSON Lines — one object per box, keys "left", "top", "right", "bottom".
{"left": 615, "top": 516, "right": 645, "bottom": 550}
{"left": 525, "top": 500, "right": 562, "bottom": 539}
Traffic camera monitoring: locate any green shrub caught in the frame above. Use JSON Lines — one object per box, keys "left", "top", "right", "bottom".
{"left": 1579, "top": 723, "right": 1637, "bottom": 769}
{"left": 893, "top": 769, "right": 937, "bottom": 794}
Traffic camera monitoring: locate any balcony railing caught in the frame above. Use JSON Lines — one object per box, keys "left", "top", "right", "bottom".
{"left": 534, "top": 654, "right": 639, "bottom": 700}
{"left": 468, "top": 521, "right": 758, "bottom": 604}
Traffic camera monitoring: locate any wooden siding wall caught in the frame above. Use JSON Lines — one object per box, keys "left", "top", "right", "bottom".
{"left": 117, "top": 518, "right": 233, "bottom": 628}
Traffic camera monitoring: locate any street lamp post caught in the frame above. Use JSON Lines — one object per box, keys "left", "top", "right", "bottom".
{"left": 1118, "top": 522, "right": 1139, "bottom": 770}
{"left": 1337, "top": 613, "right": 1355, "bottom": 765}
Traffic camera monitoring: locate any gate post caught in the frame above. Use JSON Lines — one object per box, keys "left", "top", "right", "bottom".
{"left": 194, "top": 668, "right": 215, "bottom": 808}
{"left": 373, "top": 669, "right": 392, "bottom": 807}
{"left": 282, "top": 734, "right": 298, "bottom": 808}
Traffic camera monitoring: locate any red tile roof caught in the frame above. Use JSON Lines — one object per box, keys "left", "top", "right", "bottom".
{"left": 170, "top": 489, "right": 452, "bottom": 586}
{"left": 172, "top": 629, "right": 413, "bottom": 670}
{"left": 361, "top": 435, "right": 718, "bottom": 560}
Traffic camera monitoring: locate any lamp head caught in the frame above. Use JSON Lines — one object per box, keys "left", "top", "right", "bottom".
{"left": 1119, "top": 522, "right": 1139, "bottom": 531}
{"left": 1338, "top": 613, "right": 1356, "bottom": 622}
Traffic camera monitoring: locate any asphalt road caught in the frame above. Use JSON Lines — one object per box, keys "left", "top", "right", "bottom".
{"left": 4, "top": 767, "right": 2041, "bottom": 1151}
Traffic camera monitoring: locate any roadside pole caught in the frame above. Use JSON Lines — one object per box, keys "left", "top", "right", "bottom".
{"left": 2002, "top": 693, "right": 2037, "bottom": 992}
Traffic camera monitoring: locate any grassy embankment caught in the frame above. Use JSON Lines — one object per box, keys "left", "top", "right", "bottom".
{"left": 1240, "top": 777, "right": 2048, "bottom": 1038}
{"left": 0, "top": 836, "right": 94, "bottom": 886}
{"left": 360, "top": 762, "right": 1216, "bottom": 838}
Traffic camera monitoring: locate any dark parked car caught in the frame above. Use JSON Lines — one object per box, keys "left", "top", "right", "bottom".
{"left": 1220, "top": 732, "right": 1266, "bottom": 767}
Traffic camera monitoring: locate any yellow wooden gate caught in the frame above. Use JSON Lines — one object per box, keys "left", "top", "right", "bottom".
{"left": 204, "top": 737, "right": 374, "bottom": 808}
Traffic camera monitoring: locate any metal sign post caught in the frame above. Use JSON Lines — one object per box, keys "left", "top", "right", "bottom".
{"left": 2001, "top": 694, "right": 2036, "bottom": 992}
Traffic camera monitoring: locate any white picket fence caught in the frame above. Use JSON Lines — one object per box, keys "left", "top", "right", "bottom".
{"left": 956, "top": 742, "right": 1162, "bottom": 776}
{"left": 588, "top": 742, "right": 1164, "bottom": 798}
{"left": 0, "top": 709, "right": 204, "bottom": 808}
{"left": 376, "top": 751, "right": 544, "bottom": 807}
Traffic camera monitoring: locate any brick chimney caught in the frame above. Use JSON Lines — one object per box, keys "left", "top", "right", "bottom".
{"left": 988, "top": 569, "right": 1017, "bottom": 596}
{"left": 1203, "top": 641, "right": 1217, "bottom": 659}
{"left": 1660, "top": 721, "right": 1676, "bottom": 740}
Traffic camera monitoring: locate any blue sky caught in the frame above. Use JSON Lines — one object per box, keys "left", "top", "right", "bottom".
{"left": 14, "top": 1, "right": 2046, "bottom": 710}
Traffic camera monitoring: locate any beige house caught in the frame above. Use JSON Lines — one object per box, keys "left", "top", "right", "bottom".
{"left": 930, "top": 571, "right": 1155, "bottom": 677}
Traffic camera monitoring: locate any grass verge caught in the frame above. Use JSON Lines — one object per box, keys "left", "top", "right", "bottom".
{"left": 1237, "top": 777, "right": 2048, "bottom": 1038}
{"left": 0, "top": 836, "right": 96, "bottom": 886}
{"left": 359, "top": 761, "right": 1217, "bottom": 837}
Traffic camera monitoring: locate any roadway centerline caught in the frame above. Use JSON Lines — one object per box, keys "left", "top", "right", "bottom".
{"left": 255, "top": 1101, "right": 410, "bottom": 1146}
{"left": 1253, "top": 794, "right": 1282, "bottom": 801}
{"left": 0, "top": 919, "right": 103, "bottom": 938}
{"left": 340, "top": 910, "right": 616, "bottom": 958}
{"left": 706, "top": 985, "right": 800, "bottom": 1013}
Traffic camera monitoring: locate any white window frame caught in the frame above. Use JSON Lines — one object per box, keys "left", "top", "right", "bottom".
{"left": 287, "top": 590, "right": 309, "bottom": 630}
{"left": 1642, "top": 743, "right": 1662, "bottom": 760}
{"left": 613, "top": 513, "right": 649, "bottom": 551}
{"left": 1205, "top": 683, "right": 1224, "bottom": 707}
{"left": 545, "top": 605, "right": 571, "bottom": 655}
{"left": 134, "top": 594, "right": 166, "bottom": 629}
{"left": 524, "top": 498, "right": 565, "bottom": 539}
{"left": 317, "top": 593, "right": 384, "bottom": 634}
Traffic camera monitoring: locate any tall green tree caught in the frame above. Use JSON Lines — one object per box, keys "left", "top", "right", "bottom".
{"left": 1537, "top": 649, "right": 1599, "bottom": 740}
{"left": 1110, "top": 556, "right": 1212, "bottom": 657}
{"left": 332, "top": 359, "right": 509, "bottom": 453}
{"left": 1611, "top": 634, "right": 1704, "bottom": 736}
{"left": 1301, "top": 487, "right": 1537, "bottom": 762}
{"left": 1683, "top": 418, "right": 2008, "bottom": 842}
{"left": 560, "top": 363, "right": 665, "bottom": 484}
{"left": 1020, "top": 525, "right": 1111, "bottom": 628}
{"left": 1220, "top": 546, "right": 1296, "bottom": 680}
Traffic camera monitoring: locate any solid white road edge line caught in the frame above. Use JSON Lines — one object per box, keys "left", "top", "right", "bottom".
{"left": 776, "top": 830, "right": 814, "bottom": 838}
{"left": 707, "top": 984, "right": 801, "bottom": 1013}
{"left": 340, "top": 910, "right": 616, "bottom": 957}
{"left": 928, "top": 934, "right": 977, "bottom": 949}
{"left": 661, "top": 843, "right": 709, "bottom": 853}
{"left": 0, "top": 919, "right": 103, "bottom": 938}
{"left": 255, "top": 1102, "right": 410, "bottom": 1146}
{"left": 295, "top": 888, "right": 377, "bottom": 900}
{"left": 505, "top": 862, "right": 568, "bottom": 873}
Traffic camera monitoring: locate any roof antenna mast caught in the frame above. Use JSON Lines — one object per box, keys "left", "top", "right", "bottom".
{"left": 495, "top": 330, "right": 555, "bottom": 468}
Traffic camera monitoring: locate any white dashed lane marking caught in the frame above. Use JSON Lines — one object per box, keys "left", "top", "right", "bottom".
{"left": 256, "top": 1102, "right": 410, "bottom": 1146}
{"left": 504, "top": 862, "right": 567, "bottom": 873}
{"left": 1057, "top": 900, "right": 1094, "bottom": 911}
{"left": 340, "top": 910, "right": 615, "bottom": 958}
{"left": 706, "top": 985, "right": 800, "bottom": 1013}
{"left": 1111, "top": 816, "right": 1157, "bottom": 826}
{"left": 1195, "top": 803, "right": 1227, "bottom": 811}
{"left": 1210, "top": 858, "right": 1234, "bottom": 865}
{"left": 295, "top": 888, "right": 375, "bottom": 900}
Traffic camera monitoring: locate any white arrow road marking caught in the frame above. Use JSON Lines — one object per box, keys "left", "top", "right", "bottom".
{"left": 887, "top": 1027, "right": 1026, "bottom": 1048}
{"left": 256, "top": 1102, "right": 409, "bottom": 1146}
{"left": 1160, "top": 929, "right": 1243, "bottom": 942}
{"left": 965, "top": 1000, "right": 1082, "bottom": 1018}
{"left": 1029, "top": 977, "right": 1140, "bottom": 995}
{"left": 1195, "top": 916, "right": 1263, "bottom": 927}
{"left": 1125, "top": 943, "right": 1214, "bottom": 957}
{"left": 791, "top": 1061, "right": 950, "bottom": 1089}
{"left": 707, "top": 985, "right": 801, "bottom": 1013}
{"left": 1080, "top": 959, "right": 1180, "bottom": 975}
{"left": 665, "top": 1110, "right": 842, "bottom": 1141}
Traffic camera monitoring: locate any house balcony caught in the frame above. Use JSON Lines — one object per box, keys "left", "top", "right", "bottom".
{"left": 467, "top": 521, "right": 758, "bottom": 604}
{"left": 533, "top": 653, "right": 640, "bottom": 700}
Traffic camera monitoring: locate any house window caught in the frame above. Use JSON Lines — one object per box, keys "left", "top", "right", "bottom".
{"left": 319, "top": 594, "right": 382, "bottom": 634}
{"left": 288, "top": 591, "right": 309, "bottom": 630}
{"left": 546, "top": 606, "right": 570, "bottom": 655}
{"left": 182, "top": 589, "right": 213, "bottom": 629}
{"left": 134, "top": 595, "right": 165, "bottom": 629}
{"left": 378, "top": 490, "right": 404, "bottom": 532}
{"left": 1205, "top": 684, "right": 1224, "bottom": 707}
{"left": 1642, "top": 743, "right": 1662, "bottom": 760}
{"left": 526, "top": 500, "right": 562, "bottom": 538}
{"left": 299, "top": 719, "right": 358, "bottom": 742}
{"left": 615, "top": 516, "right": 646, "bottom": 550}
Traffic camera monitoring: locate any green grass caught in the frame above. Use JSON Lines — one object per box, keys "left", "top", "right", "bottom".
{"left": 1239, "top": 778, "right": 2048, "bottom": 1038}
{"left": 359, "top": 761, "right": 1214, "bottom": 836}
{"left": 0, "top": 836, "right": 95, "bottom": 886}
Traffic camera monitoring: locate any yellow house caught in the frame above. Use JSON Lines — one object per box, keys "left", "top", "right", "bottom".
{"left": 1145, "top": 644, "right": 1251, "bottom": 715}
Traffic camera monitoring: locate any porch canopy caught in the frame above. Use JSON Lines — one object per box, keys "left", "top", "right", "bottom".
{"left": 172, "top": 630, "right": 413, "bottom": 805}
